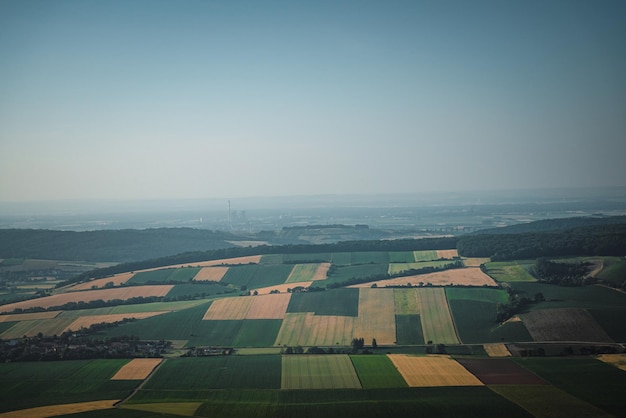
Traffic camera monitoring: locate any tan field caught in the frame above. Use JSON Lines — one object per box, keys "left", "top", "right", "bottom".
{"left": 0, "top": 400, "right": 118, "bottom": 418}
{"left": 597, "top": 354, "right": 626, "bottom": 371}
{"left": 436, "top": 249, "right": 459, "bottom": 259}
{"left": 192, "top": 267, "right": 229, "bottom": 282}
{"left": 484, "top": 343, "right": 512, "bottom": 357}
{"left": 202, "top": 297, "right": 255, "bottom": 320}
{"left": 353, "top": 288, "right": 396, "bottom": 345}
{"left": 0, "top": 286, "right": 174, "bottom": 313}
{"left": 0, "top": 311, "right": 61, "bottom": 322}
{"left": 350, "top": 268, "right": 497, "bottom": 288}
{"left": 462, "top": 257, "right": 491, "bottom": 267}
{"left": 387, "top": 354, "right": 483, "bottom": 387}
{"left": 111, "top": 358, "right": 163, "bottom": 380}
{"left": 312, "top": 263, "right": 331, "bottom": 280}
{"left": 253, "top": 282, "right": 313, "bottom": 295}
{"left": 69, "top": 272, "right": 135, "bottom": 291}
{"left": 64, "top": 312, "right": 167, "bottom": 333}
{"left": 134, "top": 255, "right": 262, "bottom": 273}
{"left": 275, "top": 313, "right": 356, "bottom": 347}
{"left": 245, "top": 293, "right": 292, "bottom": 319}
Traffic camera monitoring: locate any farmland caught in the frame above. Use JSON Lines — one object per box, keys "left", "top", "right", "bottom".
{"left": 387, "top": 355, "right": 483, "bottom": 387}
{"left": 416, "top": 288, "right": 460, "bottom": 344}
{"left": 281, "top": 355, "right": 361, "bottom": 389}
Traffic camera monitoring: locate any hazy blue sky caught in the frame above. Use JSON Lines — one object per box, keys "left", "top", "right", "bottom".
{"left": 1, "top": 0, "right": 625, "bottom": 202}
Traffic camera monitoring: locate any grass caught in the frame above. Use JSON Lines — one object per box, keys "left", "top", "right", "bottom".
{"left": 325, "top": 263, "right": 389, "bottom": 285}
{"left": 413, "top": 250, "right": 439, "bottom": 262}
{"left": 166, "top": 283, "right": 234, "bottom": 299}
{"left": 350, "top": 355, "right": 408, "bottom": 388}
{"left": 417, "top": 288, "right": 459, "bottom": 344}
{"left": 395, "top": 314, "right": 425, "bottom": 344}
{"left": 596, "top": 257, "right": 626, "bottom": 286}
{"left": 0, "top": 359, "right": 137, "bottom": 413}
{"left": 350, "top": 251, "right": 390, "bottom": 264}
{"left": 221, "top": 264, "right": 294, "bottom": 289}
{"left": 287, "top": 288, "right": 359, "bottom": 316}
{"left": 140, "top": 356, "right": 282, "bottom": 391}
{"left": 446, "top": 287, "right": 509, "bottom": 304}
{"left": 127, "top": 269, "right": 176, "bottom": 284}
{"left": 282, "top": 253, "right": 332, "bottom": 263}
{"left": 330, "top": 252, "right": 352, "bottom": 265}
{"left": 231, "top": 319, "right": 282, "bottom": 347}
{"left": 510, "top": 282, "right": 626, "bottom": 311}
{"left": 389, "top": 251, "right": 418, "bottom": 263}
{"left": 281, "top": 355, "right": 361, "bottom": 389}
{"left": 513, "top": 357, "right": 626, "bottom": 417}
{"left": 588, "top": 307, "right": 626, "bottom": 342}
{"left": 285, "top": 264, "right": 318, "bottom": 283}
{"left": 484, "top": 261, "right": 536, "bottom": 282}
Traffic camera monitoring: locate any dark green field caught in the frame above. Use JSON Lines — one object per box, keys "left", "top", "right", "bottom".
{"left": 127, "top": 269, "right": 178, "bottom": 284}
{"left": 231, "top": 319, "right": 282, "bottom": 347}
{"left": 166, "top": 283, "right": 234, "bottom": 299}
{"left": 325, "top": 263, "right": 388, "bottom": 285}
{"left": 395, "top": 314, "right": 425, "bottom": 345}
{"left": 287, "top": 288, "right": 359, "bottom": 316}
{"left": 510, "top": 282, "right": 626, "bottom": 310}
{"left": 596, "top": 257, "right": 626, "bottom": 286}
{"left": 388, "top": 251, "right": 417, "bottom": 263}
{"left": 350, "top": 251, "right": 390, "bottom": 264}
{"left": 282, "top": 253, "right": 332, "bottom": 263}
{"left": 221, "top": 264, "right": 294, "bottom": 289}
{"left": 0, "top": 359, "right": 137, "bottom": 413}
{"left": 514, "top": 357, "right": 626, "bottom": 417}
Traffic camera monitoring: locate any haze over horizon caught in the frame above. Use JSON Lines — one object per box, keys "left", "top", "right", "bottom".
{"left": 1, "top": 0, "right": 625, "bottom": 203}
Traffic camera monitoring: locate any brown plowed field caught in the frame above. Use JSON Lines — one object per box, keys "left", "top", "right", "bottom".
{"left": 436, "top": 249, "right": 458, "bottom": 259}
{"left": 0, "top": 286, "right": 174, "bottom": 313}
{"left": 192, "top": 267, "right": 229, "bottom": 282}
{"left": 64, "top": 312, "right": 167, "bottom": 333}
{"left": 245, "top": 293, "right": 292, "bottom": 319}
{"left": 521, "top": 308, "right": 613, "bottom": 342}
{"left": 456, "top": 358, "right": 547, "bottom": 385}
{"left": 111, "top": 358, "right": 162, "bottom": 380}
{"left": 387, "top": 354, "right": 482, "bottom": 387}
{"left": 69, "top": 272, "right": 135, "bottom": 291}
{"left": 350, "top": 268, "right": 496, "bottom": 288}
{"left": 0, "top": 400, "right": 118, "bottom": 418}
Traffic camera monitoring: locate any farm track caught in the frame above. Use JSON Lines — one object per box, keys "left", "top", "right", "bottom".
{"left": 116, "top": 358, "right": 166, "bottom": 407}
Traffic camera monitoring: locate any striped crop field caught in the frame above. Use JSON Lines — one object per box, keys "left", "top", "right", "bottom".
{"left": 0, "top": 400, "right": 119, "bottom": 418}
{"left": 0, "top": 286, "right": 174, "bottom": 313}
{"left": 354, "top": 268, "right": 496, "bottom": 288}
{"left": 387, "top": 355, "right": 483, "bottom": 387}
{"left": 413, "top": 250, "right": 439, "bottom": 262}
{"left": 0, "top": 311, "right": 61, "bottom": 322}
{"left": 202, "top": 297, "right": 255, "bottom": 320}
{"left": 0, "top": 317, "right": 76, "bottom": 339}
{"left": 274, "top": 313, "right": 356, "bottom": 347}
{"left": 417, "top": 288, "right": 460, "bottom": 344}
{"left": 484, "top": 344, "right": 512, "bottom": 357}
{"left": 192, "top": 267, "right": 229, "bottom": 282}
{"left": 285, "top": 264, "right": 319, "bottom": 283}
{"left": 245, "top": 293, "right": 292, "bottom": 319}
{"left": 281, "top": 355, "right": 361, "bottom": 389}
{"left": 353, "top": 288, "right": 396, "bottom": 345}
{"left": 393, "top": 289, "right": 421, "bottom": 315}
{"left": 69, "top": 272, "right": 136, "bottom": 291}
{"left": 111, "top": 358, "right": 162, "bottom": 380}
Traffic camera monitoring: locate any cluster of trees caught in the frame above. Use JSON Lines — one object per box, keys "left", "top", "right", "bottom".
{"left": 457, "top": 223, "right": 626, "bottom": 261}
{"left": 530, "top": 258, "right": 597, "bottom": 286}
{"left": 495, "top": 287, "right": 544, "bottom": 323}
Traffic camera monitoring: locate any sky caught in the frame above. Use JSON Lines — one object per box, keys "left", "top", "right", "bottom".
{"left": 1, "top": 0, "right": 625, "bottom": 202}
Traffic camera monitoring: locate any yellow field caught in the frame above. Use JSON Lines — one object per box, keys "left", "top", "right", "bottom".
{"left": 202, "top": 297, "right": 255, "bottom": 320}
{"left": 245, "top": 293, "right": 292, "bottom": 319}
{"left": 0, "top": 400, "right": 118, "bottom": 418}
{"left": 64, "top": 312, "right": 167, "bottom": 333}
{"left": 69, "top": 272, "right": 135, "bottom": 291}
{"left": 462, "top": 257, "right": 491, "bottom": 267}
{"left": 0, "top": 286, "right": 174, "bottom": 313}
{"left": 111, "top": 358, "right": 162, "bottom": 380}
{"left": 484, "top": 343, "right": 512, "bottom": 357}
{"left": 275, "top": 313, "right": 356, "bottom": 347}
{"left": 393, "top": 288, "right": 421, "bottom": 315}
{"left": 285, "top": 263, "right": 332, "bottom": 283}
{"left": 0, "top": 311, "right": 61, "bottom": 322}
{"left": 1, "top": 317, "right": 76, "bottom": 339}
{"left": 436, "top": 249, "right": 458, "bottom": 259}
{"left": 350, "top": 268, "right": 497, "bottom": 288}
{"left": 597, "top": 354, "right": 626, "bottom": 371}
{"left": 354, "top": 289, "right": 396, "bottom": 345}
{"left": 253, "top": 282, "right": 313, "bottom": 295}
{"left": 312, "top": 263, "right": 331, "bottom": 280}
{"left": 416, "top": 288, "right": 460, "bottom": 344}
{"left": 192, "top": 266, "right": 229, "bottom": 282}
{"left": 387, "top": 355, "right": 483, "bottom": 387}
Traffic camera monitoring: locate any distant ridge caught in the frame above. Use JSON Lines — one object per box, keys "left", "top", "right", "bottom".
{"left": 474, "top": 215, "right": 626, "bottom": 235}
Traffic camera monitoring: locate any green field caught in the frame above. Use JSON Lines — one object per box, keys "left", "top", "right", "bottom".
{"left": 513, "top": 358, "right": 626, "bottom": 417}
{"left": 127, "top": 269, "right": 178, "bottom": 284}
{"left": 231, "top": 319, "right": 282, "bottom": 347}
{"left": 596, "top": 257, "right": 626, "bottom": 286}
{"left": 325, "top": 263, "right": 388, "bottom": 285}
{"left": 0, "top": 317, "right": 75, "bottom": 339}
{"left": 330, "top": 252, "right": 352, "bottom": 265}
{"left": 281, "top": 355, "right": 361, "bottom": 389}
{"left": 389, "top": 251, "right": 418, "bottom": 263}
{"left": 388, "top": 260, "right": 451, "bottom": 275}
{"left": 510, "top": 282, "right": 626, "bottom": 311}
{"left": 165, "top": 283, "right": 234, "bottom": 299}
{"left": 413, "top": 250, "right": 439, "bottom": 262}
{"left": 446, "top": 287, "right": 509, "bottom": 304}
{"left": 140, "top": 356, "right": 282, "bottom": 392}
{"left": 260, "top": 254, "right": 283, "bottom": 264}
{"left": 287, "top": 288, "right": 359, "bottom": 316}
{"left": 395, "top": 314, "right": 425, "bottom": 344}
{"left": 0, "top": 359, "right": 136, "bottom": 413}
{"left": 285, "top": 264, "right": 318, "bottom": 283}
{"left": 221, "top": 264, "right": 294, "bottom": 289}
{"left": 282, "top": 253, "right": 332, "bottom": 263}
{"left": 588, "top": 307, "right": 626, "bottom": 342}
{"left": 484, "top": 261, "right": 537, "bottom": 282}
{"left": 350, "top": 251, "right": 390, "bottom": 264}
{"left": 350, "top": 355, "right": 408, "bottom": 388}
